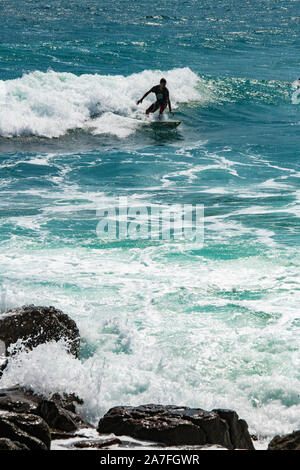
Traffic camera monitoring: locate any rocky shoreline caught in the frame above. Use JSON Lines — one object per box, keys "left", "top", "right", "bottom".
{"left": 0, "top": 305, "right": 298, "bottom": 451}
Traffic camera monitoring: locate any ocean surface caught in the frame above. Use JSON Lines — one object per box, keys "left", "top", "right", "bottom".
{"left": 0, "top": 0, "right": 300, "bottom": 443}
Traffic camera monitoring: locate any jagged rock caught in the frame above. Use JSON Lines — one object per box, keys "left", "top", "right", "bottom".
{"left": 0, "top": 358, "right": 8, "bottom": 378}
{"left": 37, "top": 400, "right": 78, "bottom": 432}
{"left": 50, "top": 392, "right": 84, "bottom": 414}
{"left": 0, "top": 386, "right": 40, "bottom": 414}
{"left": 0, "top": 411, "right": 50, "bottom": 450}
{"left": 0, "top": 305, "right": 80, "bottom": 357}
{"left": 97, "top": 404, "right": 254, "bottom": 450}
{"left": 212, "top": 409, "right": 254, "bottom": 451}
{"left": 0, "top": 386, "right": 90, "bottom": 433}
{"left": 50, "top": 430, "right": 87, "bottom": 440}
{"left": 0, "top": 438, "right": 29, "bottom": 450}
{"left": 73, "top": 438, "right": 122, "bottom": 449}
{"left": 268, "top": 430, "right": 300, "bottom": 450}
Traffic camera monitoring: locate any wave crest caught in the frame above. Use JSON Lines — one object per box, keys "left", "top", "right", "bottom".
{"left": 0, "top": 68, "right": 201, "bottom": 138}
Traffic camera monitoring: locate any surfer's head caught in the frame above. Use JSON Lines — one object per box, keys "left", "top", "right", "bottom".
{"left": 160, "top": 78, "right": 167, "bottom": 88}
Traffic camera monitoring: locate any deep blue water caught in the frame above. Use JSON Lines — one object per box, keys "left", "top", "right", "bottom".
{"left": 0, "top": 0, "right": 299, "bottom": 442}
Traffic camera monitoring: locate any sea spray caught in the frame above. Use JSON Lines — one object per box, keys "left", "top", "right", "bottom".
{"left": 0, "top": 68, "right": 201, "bottom": 138}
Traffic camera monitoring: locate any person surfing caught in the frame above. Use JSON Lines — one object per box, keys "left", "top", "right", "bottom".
{"left": 137, "top": 78, "right": 174, "bottom": 120}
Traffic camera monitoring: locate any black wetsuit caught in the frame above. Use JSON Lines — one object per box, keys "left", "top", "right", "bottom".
{"left": 151, "top": 85, "right": 169, "bottom": 104}
{"left": 147, "top": 85, "right": 169, "bottom": 113}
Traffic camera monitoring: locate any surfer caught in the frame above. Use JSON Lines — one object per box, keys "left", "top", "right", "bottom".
{"left": 137, "top": 78, "right": 174, "bottom": 119}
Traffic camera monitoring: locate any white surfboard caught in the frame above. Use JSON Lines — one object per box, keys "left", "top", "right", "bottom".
{"left": 149, "top": 120, "right": 181, "bottom": 129}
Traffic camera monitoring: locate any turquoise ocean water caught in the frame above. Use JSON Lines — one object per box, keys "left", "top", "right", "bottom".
{"left": 0, "top": 0, "right": 300, "bottom": 441}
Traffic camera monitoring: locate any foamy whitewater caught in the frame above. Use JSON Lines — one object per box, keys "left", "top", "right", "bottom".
{"left": 0, "top": 0, "right": 300, "bottom": 446}
{"left": 0, "top": 68, "right": 201, "bottom": 138}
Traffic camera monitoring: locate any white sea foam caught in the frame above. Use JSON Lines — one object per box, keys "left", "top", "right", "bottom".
{"left": 0, "top": 68, "right": 201, "bottom": 138}
{"left": 0, "top": 240, "right": 300, "bottom": 437}
{"left": 291, "top": 79, "right": 300, "bottom": 90}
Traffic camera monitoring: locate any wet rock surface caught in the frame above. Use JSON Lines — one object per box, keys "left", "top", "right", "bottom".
{"left": 97, "top": 404, "right": 255, "bottom": 450}
{"left": 268, "top": 430, "right": 300, "bottom": 450}
{"left": 0, "top": 411, "right": 51, "bottom": 450}
{"left": 37, "top": 399, "right": 83, "bottom": 432}
{"left": 0, "top": 386, "right": 89, "bottom": 433}
{"left": 73, "top": 438, "right": 122, "bottom": 449}
{"left": 0, "top": 389, "right": 255, "bottom": 451}
{"left": 0, "top": 437, "right": 30, "bottom": 450}
{"left": 0, "top": 305, "right": 80, "bottom": 357}
{"left": 50, "top": 430, "right": 88, "bottom": 440}
{"left": 0, "top": 359, "right": 8, "bottom": 379}
{"left": 212, "top": 408, "right": 254, "bottom": 451}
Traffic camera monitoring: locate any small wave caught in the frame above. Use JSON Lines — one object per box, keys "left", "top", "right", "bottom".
{"left": 0, "top": 68, "right": 201, "bottom": 139}
{"left": 197, "top": 76, "right": 290, "bottom": 106}
{"left": 0, "top": 69, "right": 291, "bottom": 140}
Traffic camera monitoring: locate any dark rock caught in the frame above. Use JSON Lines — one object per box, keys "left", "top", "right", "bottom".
{"left": 0, "top": 358, "right": 8, "bottom": 378}
{"left": 213, "top": 409, "right": 254, "bottom": 450}
{"left": 0, "top": 386, "right": 40, "bottom": 414}
{"left": 0, "top": 411, "right": 50, "bottom": 450}
{"left": 37, "top": 395, "right": 90, "bottom": 431}
{"left": 50, "top": 392, "right": 84, "bottom": 414}
{"left": 37, "top": 400, "right": 78, "bottom": 432}
{"left": 97, "top": 404, "right": 254, "bottom": 450}
{"left": 0, "top": 438, "right": 29, "bottom": 450}
{"left": 0, "top": 305, "right": 80, "bottom": 357}
{"left": 268, "top": 430, "right": 300, "bottom": 450}
{"left": 73, "top": 438, "right": 121, "bottom": 449}
{"left": 50, "top": 430, "right": 87, "bottom": 440}
{"left": 0, "top": 386, "right": 91, "bottom": 433}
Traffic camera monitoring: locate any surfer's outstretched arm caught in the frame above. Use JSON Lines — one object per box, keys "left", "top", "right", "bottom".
{"left": 168, "top": 99, "right": 174, "bottom": 115}
{"left": 137, "top": 89, "right": 152, "bottom": 105}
